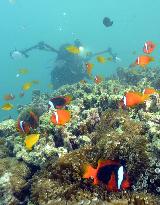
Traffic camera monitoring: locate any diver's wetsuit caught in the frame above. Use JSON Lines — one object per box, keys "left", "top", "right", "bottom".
{"left": 51, "top": 44, "right": 86, "bottom": 89}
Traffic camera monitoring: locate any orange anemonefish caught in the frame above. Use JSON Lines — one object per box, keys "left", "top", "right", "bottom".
{"left": 4, "top": 93, "right": 15, "bottom": 101}
{"left": 143, "top": 41, "right": 156, "bottom": 54}
{"left": 50, "top": 109, "right": 71, "bottom": 125}
{"left": 17, "top": 120, "right": 30, "bottom": 134}
{"left": 143, "top": 88, "right": 158, "bottom": 95}
{"left": 94, "top": 75, "right": 103, "bottom": 84}
{"left": 135, "top": 55, "right": 154, "bottom": 68}
{"left": 19, "top": 91, "right": 24, "bottom": 98}
{"left": 48, "top": 96, "right": 72, "bottom": 109}
{"left": 82, "top": 159, "right": 130, "bottom": 192}
{"left": 120, "top": 91, "right": 150, "bottom": 108}
{"left": 86, "top": 62, "right": 94, "bottom": 76}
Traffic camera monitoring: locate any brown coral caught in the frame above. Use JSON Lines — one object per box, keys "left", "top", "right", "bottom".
{"left": 30, "top": 110, "right": 159, "bottom": 204}
{"left": 0, "top": 157, "right": 30, "bottom": 205}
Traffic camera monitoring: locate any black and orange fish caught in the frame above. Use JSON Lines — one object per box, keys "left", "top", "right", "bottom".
{"left": 4, "top": 93, "right": 15, "bottom": 101}
{"left": 85, "top": 62, "right": 94, "bottom": 76}
{"left": 48, "top": 96, "right": 72, "bottom": 109}
{"left": 19, "top": 91, "right": 25, "bottom": 98}
{"left": 82, "top": 159, "right": 130, "bottom": 192}
{"left": 50, "top": 109, "right": 71, "bottom": 126}
{"left": 29, "top": 111, "right": 39, "bottom": 129}
{"left": 17, "top": 120, "right": 30, "bottom": 134}
{"left": 143, "top": 41, "right": 156, "bottom": 54}
{"left": 119, "top": 91, "right": 150, "bottom": 108}
{"left": 94, "top": 75, "right": 103, "bottom": 84}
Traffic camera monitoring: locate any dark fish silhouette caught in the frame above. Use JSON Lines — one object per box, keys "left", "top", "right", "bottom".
{"left": 103, "top": 17, "right": 113, "bottom": 27}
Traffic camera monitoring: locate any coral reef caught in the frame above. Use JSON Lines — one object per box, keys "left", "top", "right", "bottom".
{"left": 1, "top": 69, "right": 160, "bottom": 204}
{"left": 4, "top": 80, "right": 124, "bottom": 167}
{"left": 0, "top": 138, "right": 10, "bottom": 158}
{"left": 30, "top": 110, "right": 160, "bottom": 205}
{"left": 0, "top": 119, "right": 16, "bottom": 137}
{"left": 17, "top": 89, "right": 49, "bottom": 118}
{"left": 114, "top": 66, "right": 160, "bottom": 89}
{"left": 0, "top": 157, "right": 30, "bottom": 205}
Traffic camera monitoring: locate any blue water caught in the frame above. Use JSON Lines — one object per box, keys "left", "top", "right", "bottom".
{"left": 0, "top": 0, "right": 160, "bottom": 120}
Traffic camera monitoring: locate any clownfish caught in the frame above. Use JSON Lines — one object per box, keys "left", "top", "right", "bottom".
{"left": 135, "top": 55, "right": 154, "bottom": 68}
{"left": 17, "top": 120, "right": 30, "bottom": 134}
{"left": 19, "top": 91, "right": 24, "bottom": 98}
{"left": 120, "top": 91, "right": 150, "bottom": 108}
{"left": 86, "top": 62, "right": 94, "bottom": 76}
{"left": 143, "top": 87, "right": 159, "bottom": 95}
{"left": 50, "top": 110, "right": 71, "bottom": 125}
{"left": 29, "top": 111, "right": 39, "bottom": 129}
{"left": 82, "top": 159, "right": 130, "bottom": 192}
{"left": 143, "top": 41, "right": 156, "bottom": 54}
{"left": 48, "top": 96, "right": 72, "bottom": 109}
{"left": 4, "top": 93, "right": 15, "bottom": 101}
{"left": 94, "top": 75, "right": 103, "bottom": 84}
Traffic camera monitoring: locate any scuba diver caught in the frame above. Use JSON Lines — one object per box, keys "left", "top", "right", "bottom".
{"left": 10, "top": 39, "right": 119, "bottom": 89}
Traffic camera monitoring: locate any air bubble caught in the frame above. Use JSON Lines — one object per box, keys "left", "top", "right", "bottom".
{"left": 155, "top": 168, "right": 160, "bottom": 174}
{"left": 150, "top": 179, "right": 154, "bottom": 183}
{"left": 156, "top": 162, "right": 160, "bottom": 166}
{"left": 156, "top": 187, "right": 160, "bottom": 192}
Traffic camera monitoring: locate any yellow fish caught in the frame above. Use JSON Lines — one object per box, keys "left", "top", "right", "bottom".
{"left": 18, "top": 68, "right": 29, "bottom": 75}
{"left": 31, "top": 80, "right": 39, "bottom": 84}
{"left": 1, "top": 103, "right": 14, "bottom": 111}
{"left": 25, "top": 134, "right": 40, "bottom": 150}
{"left": 48, "top": 83, "right": 54, "bottom": 89}
{"left": 65, "top": 45, "right": 80, "bottom": 54}
{"left": 22, "top": 82, "right": 32, "bottom": 90}
{"left": 107, "top": 57, "right": 113, "bottom": 61}
{"left": 96, "top": 56, "right": 106, "bottom": 63}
